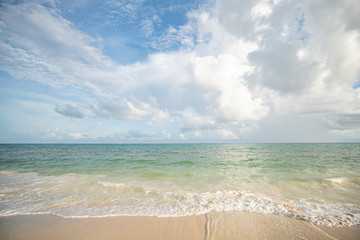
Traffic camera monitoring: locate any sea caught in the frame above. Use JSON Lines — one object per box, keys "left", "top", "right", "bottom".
{"left": 0, "top": 143, "right": 359, "bottom": 227}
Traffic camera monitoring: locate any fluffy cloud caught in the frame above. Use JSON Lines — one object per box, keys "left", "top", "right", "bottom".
{"left": 179, "top": 108, "right": 216, "bottom": 132}
{"left": 242, "top": 0, "right": 360, "bottom": 115}
{"left": 214, "top": 0, "right": 360, "bottom": 138}
{"left": 218, "top": 129, "right": 238, "bottom": 139}
{"left": 190, "top": 54, "right": 268, "bottom": 123}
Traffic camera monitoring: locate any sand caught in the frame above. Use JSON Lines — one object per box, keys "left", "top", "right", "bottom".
{"left": 1, "top": 212, "right": 359, "bottom": 240}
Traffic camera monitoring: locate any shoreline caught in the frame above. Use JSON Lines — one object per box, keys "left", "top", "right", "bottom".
{"left": 1, "top": 212, "right": 359, "bottom": 240}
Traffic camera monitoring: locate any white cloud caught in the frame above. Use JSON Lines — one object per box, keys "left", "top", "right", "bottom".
{"left": 162, "top": 130, "right": 171, "bottom": 138}
{"left": 150, "top": 108, "right": 171, "bottom": 124}
{"left": 140, "top": 18, "right": 155, "bottom": 38}
{"left": 179, "top": 108, "right": 216, "bottom": 132}
{"left": 218, "top": 129, "right": 238, "bottom": 139}
{"left": 44, "top": 128, "right": 58, "bottom": 138}
{"left": 105, "top": 0, "right": 145, "bottom": 22}
{"left": 190, "top": 53, "right": 268, "bottom": 123}
{"left": 69, "top": 132, "right": 85, "bottom": 139}
{"left": 215, "top": 0, "right": 360, "bottom": 136}
{"left": 194, "top": 131, "right": 202, "bottom": 138}
{"left": 251, "top": 1, "right": 273, "bottom": 18}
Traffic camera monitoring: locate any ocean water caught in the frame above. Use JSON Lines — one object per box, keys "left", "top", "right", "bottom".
{"left": 0, "top": 143, "right": 359, "bottom": 226}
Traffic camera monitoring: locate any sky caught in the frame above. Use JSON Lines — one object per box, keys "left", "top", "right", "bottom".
{"left": 0, "top": 0, "right": 359, "bottom": 143}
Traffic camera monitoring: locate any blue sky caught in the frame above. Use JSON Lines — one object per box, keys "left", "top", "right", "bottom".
{"left": 0, "top": 0, "right": 360, "bottom": 143}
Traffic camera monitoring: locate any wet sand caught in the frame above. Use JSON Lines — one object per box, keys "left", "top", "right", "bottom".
{"left": 1, "top": 212, "right": 359, "bottom": 240}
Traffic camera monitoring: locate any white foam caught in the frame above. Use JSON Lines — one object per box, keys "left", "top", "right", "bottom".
{"left": 323, "top": 177, "right": 360, "bottom": 185}
{"left": 98, "top": 181, "right": 127, "bottom": 189}
{"left": 1, "top": 171, "right": 359, "bottom": 227}
{"left": 325, "top": 178, "right": 347, "bottom": 184}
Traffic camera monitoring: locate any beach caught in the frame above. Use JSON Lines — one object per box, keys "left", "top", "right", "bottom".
{"left": 1, "top": 212, "right": 360, "bottom": 240}
{"left": 1, "top": 143, "right": 360, "bottom": 239}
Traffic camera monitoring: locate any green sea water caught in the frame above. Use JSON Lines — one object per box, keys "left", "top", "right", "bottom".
{"left": 0, "top": 143, "right": 359, "bottom": 226}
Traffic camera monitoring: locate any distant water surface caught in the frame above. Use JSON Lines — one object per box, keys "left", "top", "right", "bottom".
{"left": 0, "top": 143, "right": 359, "bottom": 226}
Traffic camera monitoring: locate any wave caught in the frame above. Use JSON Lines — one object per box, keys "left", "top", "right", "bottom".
{"left": 0, "top": 171, "right": 359, "bottom": 227}
{"left": 98, "top": 181, "right": 128, "bottom": 189}
{"left": 323, "top": 177, "right": 360, "bottom": 185}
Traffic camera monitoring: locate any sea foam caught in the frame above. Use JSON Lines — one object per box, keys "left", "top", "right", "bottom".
{"left": 0, "top": 171, "right": 359, "bottom": 227}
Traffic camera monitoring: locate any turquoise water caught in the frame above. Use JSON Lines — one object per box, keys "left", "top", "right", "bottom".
{"left": 1, "top": 143, "right": 359, "bottom": 226}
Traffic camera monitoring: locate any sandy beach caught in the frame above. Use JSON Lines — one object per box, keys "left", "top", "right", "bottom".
{"left": 1, "top": 212, "right": 359, "bottom": 240}
{"left": 1, "top": 144, "right": 360, "bottom": 239}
